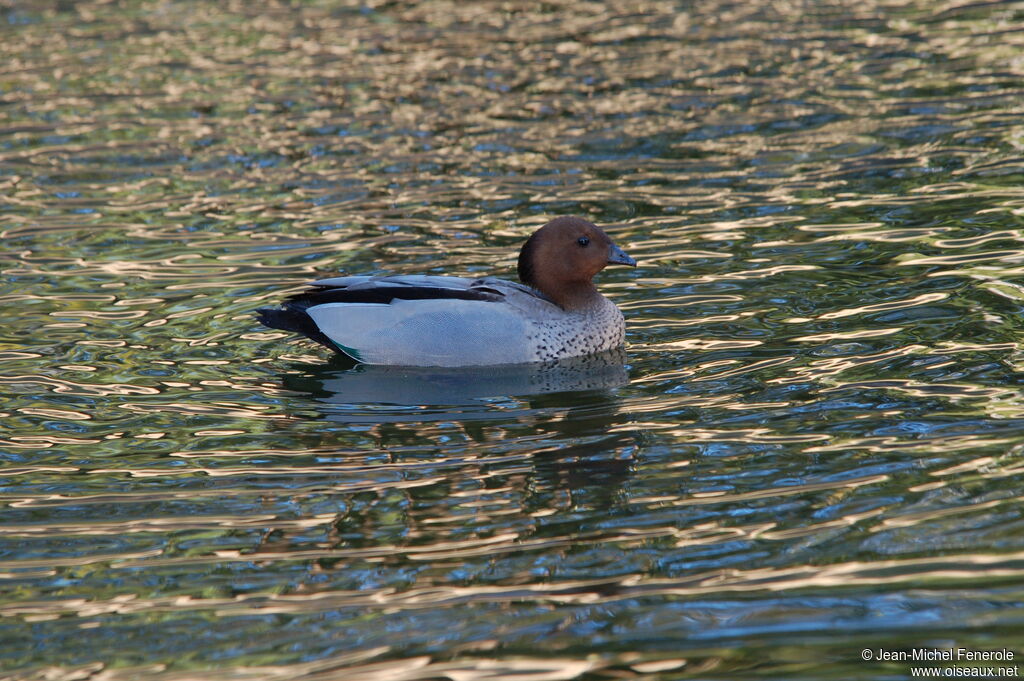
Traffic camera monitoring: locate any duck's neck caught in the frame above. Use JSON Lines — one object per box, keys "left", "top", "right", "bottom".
{"left": 545, "top": 281, "right": 603, "bottom": 312}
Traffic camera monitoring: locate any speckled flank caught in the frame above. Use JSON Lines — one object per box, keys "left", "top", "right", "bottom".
{"left": 526, "top": 296, "right": 625, "bottom": 362}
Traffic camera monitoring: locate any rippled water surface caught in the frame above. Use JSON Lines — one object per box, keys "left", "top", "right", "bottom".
{"left": 4, "top": 1, "right": 1024, "bottom": 678}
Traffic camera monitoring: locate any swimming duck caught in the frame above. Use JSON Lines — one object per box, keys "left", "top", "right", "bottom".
{"left": 256, "top": 216, "right": 636, "bottom": 366}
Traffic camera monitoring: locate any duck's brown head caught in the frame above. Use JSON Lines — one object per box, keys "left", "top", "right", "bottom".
{"left": 517, "top": 216, "right": 636, "bottom": 310}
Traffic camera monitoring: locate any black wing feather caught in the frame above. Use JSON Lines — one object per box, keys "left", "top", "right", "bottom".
{"left": 281, "top": 284, "right": 504, "bottom": 311}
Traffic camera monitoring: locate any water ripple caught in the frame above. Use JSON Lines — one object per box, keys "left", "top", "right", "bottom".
{"left": 4, "top": 0, "right": 1024, "bottom": 678}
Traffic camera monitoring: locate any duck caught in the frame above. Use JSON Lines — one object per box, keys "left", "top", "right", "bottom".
{"left": 256, "top": 216, "right": 636, "bottom": 367}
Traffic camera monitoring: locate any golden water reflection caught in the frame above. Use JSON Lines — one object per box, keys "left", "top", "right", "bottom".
{"left": 4, "top": 0, "right": 1024, "bottom": 678}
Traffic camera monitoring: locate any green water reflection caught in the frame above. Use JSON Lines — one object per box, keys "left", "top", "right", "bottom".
{"left": 3, "top": 0, "right": 1024, "bottom": 679}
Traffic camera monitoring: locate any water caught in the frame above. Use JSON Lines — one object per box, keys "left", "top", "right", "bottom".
{"left": 3, "top": 0, "right": 1024, "bottom": 678}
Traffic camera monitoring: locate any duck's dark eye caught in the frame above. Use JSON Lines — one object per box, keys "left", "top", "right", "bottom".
{"left": 577, "top": 236, "right": 590, "bottom": 247}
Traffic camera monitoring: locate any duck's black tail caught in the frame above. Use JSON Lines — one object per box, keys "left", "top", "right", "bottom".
{"left": 255, "top": 306, "right": 338, "bottom": 352}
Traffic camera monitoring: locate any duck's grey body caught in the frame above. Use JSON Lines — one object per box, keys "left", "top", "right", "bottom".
{"left": 265, "top": 274, "right": 624, "bottom": 367}
{"left": 256, "top": 216, "right": 635, "bottom": 367}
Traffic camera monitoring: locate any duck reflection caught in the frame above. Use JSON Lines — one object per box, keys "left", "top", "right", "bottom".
{"left": 258, "top": 350, "right": 640, "bottom": 571}
{"left": 275, "top": 346, "right": 637, "bottom": 504}
{"left": 280, "top": 347, "right": 630, "bottom": 410}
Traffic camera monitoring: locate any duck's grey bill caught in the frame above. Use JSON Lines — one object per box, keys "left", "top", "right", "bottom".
{"left": 608, "top": 243, "right": 637, "bottom": 267}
